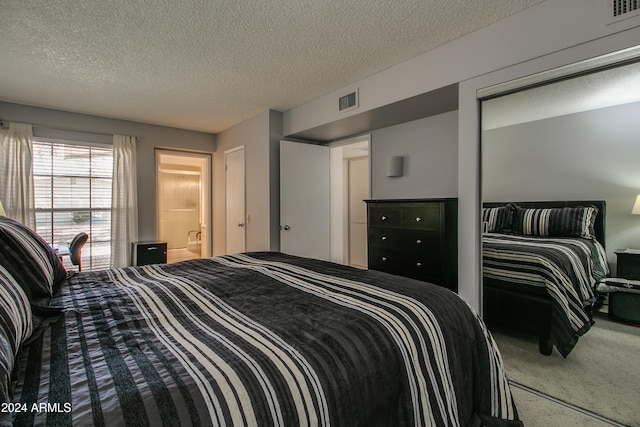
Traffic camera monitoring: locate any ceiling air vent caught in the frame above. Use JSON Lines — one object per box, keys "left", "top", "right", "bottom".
{"left": 338, "top": 89, "right": 358, "bottom": 113}
{"left": 609, "top": 0, "right": 640, "bottom": 21}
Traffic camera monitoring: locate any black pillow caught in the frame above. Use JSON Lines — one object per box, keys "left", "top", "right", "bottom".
{"left": 482, "top": 204, "right": 515, "bottom": 233}
{"left": 0, "top": 216, "right": 66, "bottom": 304}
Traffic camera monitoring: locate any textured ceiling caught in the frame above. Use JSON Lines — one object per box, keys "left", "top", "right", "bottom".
{"left": 0, "top": 0, "right": 542, "bottom": 134}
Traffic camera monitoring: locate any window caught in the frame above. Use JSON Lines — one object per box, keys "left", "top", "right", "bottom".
{"left": 33, "top": 139, "right": 113, "bottom": 270}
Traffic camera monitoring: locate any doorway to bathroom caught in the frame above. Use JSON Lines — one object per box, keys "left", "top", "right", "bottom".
{"left": 155, "top": 149, "right": 212, "bottom": 263}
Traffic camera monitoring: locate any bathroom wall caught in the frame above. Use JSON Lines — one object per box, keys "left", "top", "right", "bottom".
{"left": 158, "top": 165, "right": 201, "bottom": 250}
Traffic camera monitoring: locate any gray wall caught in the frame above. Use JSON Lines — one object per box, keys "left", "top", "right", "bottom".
{"left": 284, "top": 0, "right": 640, "bottom": 137}
{"left": 371, "top": 111, "right": 458, "bottom": 199}
{"left": 483, "top": 101, "right": 640, "bottom": 265}
{"left": 0, "top": 101, "right": 216, "bottom": 242}
{"left": 284, "top": 0, "right": 640, "bottom": 309}
{"left": 213, "top": 110, "right": 282, "bottom": 256}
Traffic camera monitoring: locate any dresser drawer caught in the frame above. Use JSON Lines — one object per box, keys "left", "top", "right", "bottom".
{"left": 369, "top": 248, "right": 443, "bottom": 284}
{"left": 401, "top": 206, "right": 442, "bottom": 230}
{"left": 368, "top": 248, "right": 405, "bottom": 275}
{"left": 368, "top": 206, "right": 402, "bottom": 228}
{"left": 369, "top": 204, "right": 442, "bottom": 231}
{"left": 368, "top": 228, "right": 441, "bottom": 254}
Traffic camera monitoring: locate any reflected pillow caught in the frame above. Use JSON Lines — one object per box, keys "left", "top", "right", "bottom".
{"left": 512, "top": 205, "right": 598, "bottom": 239}
{"left": 0, "top": 216, "right": 66, "bottom": 303}
{"left": 482, "top": 204, "right": 515, "bottom": 233}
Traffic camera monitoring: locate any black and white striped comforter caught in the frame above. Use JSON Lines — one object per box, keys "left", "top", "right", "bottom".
{"left": 483, "top": 234, "right": 609, "bottom": 356}
{"left": 12, "top": 252, "right": 521, "bottom": 427}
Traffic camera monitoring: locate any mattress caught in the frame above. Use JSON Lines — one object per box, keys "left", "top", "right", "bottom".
{"left": 483, "top": 233, "right": 609, "bottom": 356}
{"left": 9, "top": 252, "right": 521, "bottom": 426}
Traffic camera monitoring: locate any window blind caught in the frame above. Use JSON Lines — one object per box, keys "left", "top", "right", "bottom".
{"left": 33, "top": 140, "right": 113, "bottom": 270}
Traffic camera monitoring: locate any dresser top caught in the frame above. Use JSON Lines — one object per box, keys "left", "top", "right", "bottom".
{"left": 365, "top": 198, "right": 457, "bottom": 203}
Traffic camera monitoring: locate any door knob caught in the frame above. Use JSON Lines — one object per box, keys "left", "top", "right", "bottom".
{"left": 238, "top": 223, "right": 244, "bottom": 227}
{"left": 283, "top": 225, "right": 291, "bottom": 230}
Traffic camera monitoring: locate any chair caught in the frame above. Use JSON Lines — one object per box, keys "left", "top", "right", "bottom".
{"left": 69, "top": 232, "right": 89, "bottom": 271}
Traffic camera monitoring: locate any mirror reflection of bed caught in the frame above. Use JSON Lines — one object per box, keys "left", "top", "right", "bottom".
{"left": 482, "top": 200, "right": 608, "bottom": 356}
{"left": 481, "top": 58, "right": 640, "bottom": 426}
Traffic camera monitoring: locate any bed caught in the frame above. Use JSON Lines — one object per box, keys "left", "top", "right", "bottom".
{"left": 482, "top": 201, "right": 609, "bottom": 357}
{"left": 0, "top": 216, "right": 522, "bottom": 427}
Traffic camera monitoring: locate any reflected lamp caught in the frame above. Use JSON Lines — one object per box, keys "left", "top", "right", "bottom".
{"left": 632, "top": 195, "right": 640, "bottom": 215}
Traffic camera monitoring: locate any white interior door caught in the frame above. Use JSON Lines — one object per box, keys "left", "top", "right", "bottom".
{"left": 225, "top": 147, "right": 246, "bottom": 254}
{"left": 280, "top": 140, "right": 330, "bottom": 260}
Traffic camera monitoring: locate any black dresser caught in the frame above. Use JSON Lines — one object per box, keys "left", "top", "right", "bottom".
{"left": 366, "top": 199, "right": 458, "bottom": 292}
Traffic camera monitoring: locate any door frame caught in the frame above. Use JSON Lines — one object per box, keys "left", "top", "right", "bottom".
{"left": 154, "top": 148, "right": 213, "bottom": 258}
{"left": 224, "top": 145, "right": 246, "bottom": 254}
{"left": 347, "top": 155, "right": 369, "bottom": 268}
{"left": 328, "top": 135, "right": 370, "bottom": 264}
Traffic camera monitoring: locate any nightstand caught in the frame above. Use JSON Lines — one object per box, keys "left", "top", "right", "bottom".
{"left": 615, "top": 249, "right": 640, "bottom": 280}
{"left": 609, "top": 249, "right": 640, "bottom": 324}
{"left": 132, "top": 241, "right": 167, "bottom": 266}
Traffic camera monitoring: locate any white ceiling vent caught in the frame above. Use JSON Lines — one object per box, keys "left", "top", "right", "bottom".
{"left": 338, "top": 89, "right": 358, "bottom": 113}
{"left": 609, "top": 0, "right": 640, "bottom": 22}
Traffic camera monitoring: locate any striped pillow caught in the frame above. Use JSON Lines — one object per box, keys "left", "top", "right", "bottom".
{"left": 0, "top": 216, "right": 66, "bottom": 303}
{"left": 482, "top": 204, "right": 515, "bottom": 233}
{"left": 0, "top": 265, "right": 33, "bottom": 415}
{"left": 512, "top": 206, "right": 598, "bottom": 239}
{"left": 0, "top": 265, "right": 33, "bottom": 355}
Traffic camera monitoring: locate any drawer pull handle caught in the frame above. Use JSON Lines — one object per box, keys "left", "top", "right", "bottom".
{"left": 382, "top": 257, "right": 387, "bottom": 261}
{"left": 415, "top": 217, "right": 422, "bottom": 222}
{"left": 381, "top": 236, "right": 387, "bottom": 241}
{"left": 416, "top": 239, "right": 422, "bottom": 244}
{"left": 381, "top": 216, "right": 387, "bottom": 221}
{"left": 416, "top": 262, "right": 422, "bottom": 267}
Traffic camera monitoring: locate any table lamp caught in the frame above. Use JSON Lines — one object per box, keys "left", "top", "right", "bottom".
{"left": 632, "top": 195, "right": 640, "bottom": 215}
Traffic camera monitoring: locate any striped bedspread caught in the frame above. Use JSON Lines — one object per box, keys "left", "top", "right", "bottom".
{"left": 483, "top": 233, "right": 609, "bottom": 356}
{"left": 11, "top": 252, "right": 521, "bottom": 427}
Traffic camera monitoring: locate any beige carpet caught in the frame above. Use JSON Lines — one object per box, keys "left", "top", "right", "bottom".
{"left": 490, "top": 312, "right": 640, "bottom": 427}
{"left": 510, "top": 385, "right": 620, "bottom": 427}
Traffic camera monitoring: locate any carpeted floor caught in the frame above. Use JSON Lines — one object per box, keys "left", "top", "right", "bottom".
{"left": 490, "top": 311, "right": 640, "bottom": 427}
{"left": 510, "top": 383, "right": 623, "bottom": 427}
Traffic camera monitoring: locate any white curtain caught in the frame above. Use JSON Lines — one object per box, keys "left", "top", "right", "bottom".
{"left": 0, "top": 123, "right": 36, "bottom": 228}
{"left": 110, "top": 135, "right": 138, "bottom": 268}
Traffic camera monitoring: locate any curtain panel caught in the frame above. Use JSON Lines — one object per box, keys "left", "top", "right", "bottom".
{"left": 0, "top": 123, "right": 36, "bottom": 228}
{"left": 110, "top": 135, "right": 138, "bottom": 268}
